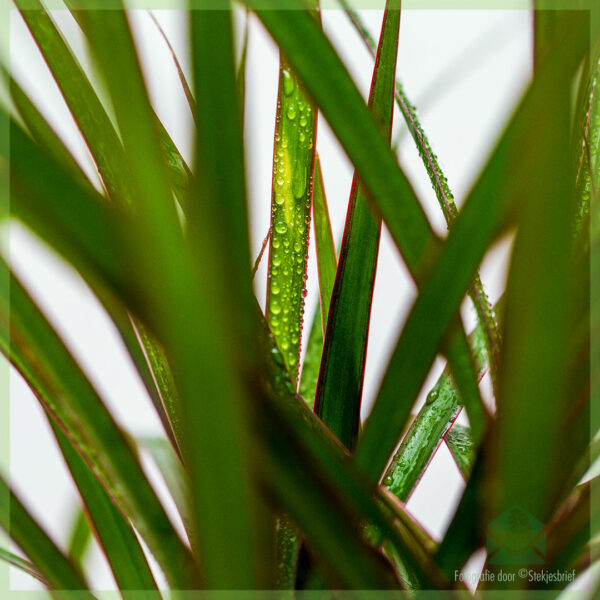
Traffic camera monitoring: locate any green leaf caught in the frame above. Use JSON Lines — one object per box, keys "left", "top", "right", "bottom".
{"left": 50, "top": 421, "right": 160, "bottom": 594}
{"left": 246, "top": 0, "right": 483, "bottom": 475}
{"left": 259, "top": 320, "right": 443, "bottom": 588}
{"left": 355, "top": 12, "right": 588, "bottom": 481}
{"left": 313, "top": 154, "right": 337, "bottom": 332}
{"left": 315, "top": 0, "right": 400, "bottom": 450}
{"left": 138, "top": 437, "right": 192, "bottom": 544}
{"left": 148, "top": 11, "right": 196, "bottom": 122}
{"left": 0, "top": 474, "right": 91, "bottom": 593}
{"left": 265, "top": 54, "right": 317, "bottom": 381}
{"left": 445, "top": 425, "right": 475, "bottom": 479}
{"left": 0, "top": 260, "right": 196, "bottom": 588}
{"left": 7, "top": 71, "right": 90, "bottom": 188}
{"left": 7, "top": 113, "right": 183, "bottom": 456}
{"left": 188, "top": 5, "right": 272, "bottom": 588}
{"left": 338, "top": 0, "right": 501, "bottom": 393}
{"left": 382, "top": 294, "right": 496, "bottom": 503}
{"left": 0, "top": 547, "right": 49, "bottom": 587}
{"left": 298, "top": 154, "right": 336, "bottom": 407}
{"left": 15, "top": 0, "right": 132, "bottom": 205}
{"left": 298, "top": 304, "right": 323, "bottom": 408}
{"left": 66, "top": 507, "right": 92, "bottom": 569}
{"left": 490, "top": 11, "right": 585, "bottom": 525}
{"left": 5, "top": 79, "right": 185, "bottom": 456}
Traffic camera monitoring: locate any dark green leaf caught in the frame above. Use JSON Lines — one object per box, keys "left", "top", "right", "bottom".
{"left": 315, "top": 0, "right": 400, "bottom": 450}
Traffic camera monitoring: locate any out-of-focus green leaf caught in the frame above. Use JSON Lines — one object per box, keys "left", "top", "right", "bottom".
{"left": 0, "top": 474, "right": 91, "bottom": 593}
{"left": 490, "top": 11, "right": 584, "bottom": 529}
{"left": 540, "top": 477, "right": 595, "bottom": 585}
{"left": 138, "top": 436, "right": 192, "bottom": 542}
{"left": 148, "top": 11, "right": 196, "bottom": 122}
{"left": 5, "top": 78, "right": 185, "bottom": 455}
{"left": 355, "top": 12, "right": 588, "bottom": 481}
{"left": 66, "top": 507, "right": 91, "bottom": 569}
{"left": 315, "top": 1, "right": 400, "bottom": 450}
{"left": 188, "top": 4, "right": 272, "bottom": 588}
{"left": 15, "top": 0, "right": 132, "bottom": 204}
{"left": 436, "top": 16, "right": 589, "bottom": 578}
{"left": 6, "top": 72, "right": 90, "bottom": 189}
{"left": 7, "top": 117, "right": 183, "bottom": 456}
{"left": 0, "top": 547, "right": 48, "bottom": 587}
{"left": 0, "top": 260, "right": 196, "bottom": 589}
{"left": 51, "top": 421, "right": 161, "bottom": 595}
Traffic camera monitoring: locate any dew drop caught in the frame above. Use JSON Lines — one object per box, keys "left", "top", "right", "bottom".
{"left": 287, "top": 105, "right": 297, "bottom": 121}
{"left": 282, "top": 69, "right": 295, "bottom": 96}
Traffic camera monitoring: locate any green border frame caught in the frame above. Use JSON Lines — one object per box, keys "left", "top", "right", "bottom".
{"left": 0, "top": 1, "right": 597, "bottom": 598}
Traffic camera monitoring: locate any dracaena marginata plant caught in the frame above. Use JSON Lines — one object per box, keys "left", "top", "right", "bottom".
{"left": 0, "top": 0, "right": 597, "bottom": 595}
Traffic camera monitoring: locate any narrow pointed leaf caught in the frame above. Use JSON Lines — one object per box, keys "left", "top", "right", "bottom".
{"left": 7, "top": 114, "right": 183, "bottom": 456}
{"left": 15, "top": 0, "right": 132, "bottom": 204}
{"left": 66, "top": 507, "right": 91, "bottom": 568}
{"left": 50, "top": 420, "right": 160, "bottom": 594}
{"left": 355, "top": 13, "right": 588, "bottom": 479}
{"left": 313, "top": 154, "right": 336, "bottom": 332}
{"left": 265, "top": 49, "right": 317, "bottom": 381}
{"left": 188, "top": 4, "right": 271, "bottom": 587}
{"left": 315, "top": 0, "right": 400, "bottom": 450}
{"left": 298, "top": 155, "right": 336, "bottom": 406}
{"left": 0, "top": 475, "right": 91, "bottom": 593}
{"left": 298, "top": 305, "right": 323, "bottom": 408}
{"left": 246, "top": 0, "right": 483, "bottom": 472}
{"left": 0, "top": 548, "right": 48, "bottom": 587}
{"left": 0, "top": 260, "right": 196, "bottom": 588}
{"left": 339, "top": 0, "right": 501, "bottom": 392}
{"left": 148, "top": 11, "right": 196, "bottom": 122}
{"left": 490, "top": 11, "right": 585, "bottom": 526}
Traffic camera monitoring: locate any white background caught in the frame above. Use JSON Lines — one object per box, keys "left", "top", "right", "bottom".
{"left": 7, "top": 4, "right": 534, "bottom": 591}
